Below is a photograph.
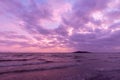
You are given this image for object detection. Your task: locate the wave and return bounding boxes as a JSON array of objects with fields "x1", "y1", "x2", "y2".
[
  {"x1": 0, "y1": 64, "x2": 76, "y2": 75},
  {"x1": 0, "y1": 60, "x2": 54, "y2": 67}
]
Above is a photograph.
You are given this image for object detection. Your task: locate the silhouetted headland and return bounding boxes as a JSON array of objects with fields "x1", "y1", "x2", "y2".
[{"x1": 73, "y1": 51, "x2": 91, "y2": 53}]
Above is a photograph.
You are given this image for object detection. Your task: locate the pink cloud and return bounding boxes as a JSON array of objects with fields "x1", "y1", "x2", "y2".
[{"x1": 0, "y1": 0, "x2": 120, "y2": 52}]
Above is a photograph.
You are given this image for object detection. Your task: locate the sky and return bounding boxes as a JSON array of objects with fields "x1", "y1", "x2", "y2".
[{"x1": 0, "y1": 0, "x2": 120, "y2": 52}]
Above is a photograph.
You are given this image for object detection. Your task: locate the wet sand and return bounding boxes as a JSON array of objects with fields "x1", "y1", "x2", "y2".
[
  {"x1": 0, "y1": 65, "x2": 120, "y2": 80},
  {"x1": 0, "y1": 66, "x2": 98, "y2": 80}
]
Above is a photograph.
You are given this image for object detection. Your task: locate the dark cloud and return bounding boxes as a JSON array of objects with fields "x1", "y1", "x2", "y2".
[{"x1": 0, "y1": 31, "x2": 30, "y2": 40}]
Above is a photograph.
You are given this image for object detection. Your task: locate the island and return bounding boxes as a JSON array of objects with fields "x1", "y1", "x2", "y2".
[{"x1": 72, "y1": 51, "x2": 91, "y2": 53}]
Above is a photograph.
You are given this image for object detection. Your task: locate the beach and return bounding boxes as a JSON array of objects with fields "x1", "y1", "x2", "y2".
[{"x1": 0, "y1": 53, "x2": 120, "y2": 80}]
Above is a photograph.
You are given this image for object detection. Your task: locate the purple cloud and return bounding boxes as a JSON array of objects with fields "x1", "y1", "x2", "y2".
[{"x1": 0, "y1": 0, "x2": 120, "y2": 52}]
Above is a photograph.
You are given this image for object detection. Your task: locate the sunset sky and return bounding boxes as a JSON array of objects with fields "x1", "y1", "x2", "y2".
[{"x1": 0, "y1": 0, "x2": 120, "y2": 52}]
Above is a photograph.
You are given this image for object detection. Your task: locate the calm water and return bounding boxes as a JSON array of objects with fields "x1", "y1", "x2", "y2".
[{"x1": 0, "y1": 52, "x2": 120, "y2": 79}]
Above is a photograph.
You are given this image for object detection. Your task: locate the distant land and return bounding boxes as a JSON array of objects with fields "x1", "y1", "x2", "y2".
[{"x1": 72, "y1": 51, "x2": 91, "y2": 53}]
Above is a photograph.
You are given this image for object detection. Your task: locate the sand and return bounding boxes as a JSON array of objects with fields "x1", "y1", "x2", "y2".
[
  {"x1": 0, "y1": 66, "x2": 93, "y2": 80},
  {"x1": 0, "y1": 66, "x2": 120, "y2": 80}
]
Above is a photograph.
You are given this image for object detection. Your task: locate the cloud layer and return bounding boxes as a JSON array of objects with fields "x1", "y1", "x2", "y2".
[{"x1": 0, "y1": 0, "x2": 120, "y2": 52}]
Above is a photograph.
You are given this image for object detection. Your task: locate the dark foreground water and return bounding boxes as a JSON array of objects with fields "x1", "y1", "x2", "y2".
[{"x1": 0, "y1": 52, "x2": 120, "y2": 80}]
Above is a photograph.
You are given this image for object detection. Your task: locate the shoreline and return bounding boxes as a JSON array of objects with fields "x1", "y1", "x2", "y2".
[
  {"x1": 0, "y1": 65, "x2": 120, "y2": 80},
  {"x1": 0, "y1": 66, "x2": 95, "y2": 80}
]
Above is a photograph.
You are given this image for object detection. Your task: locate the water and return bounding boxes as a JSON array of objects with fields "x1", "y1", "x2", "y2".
[{"x1": 0, "y1": 52, "x2": 120, "y2": 79}]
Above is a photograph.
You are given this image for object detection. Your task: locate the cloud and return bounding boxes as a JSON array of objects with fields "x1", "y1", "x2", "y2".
[{"x1": 0, "y1": 0, "x2": 120, "y2": 52}]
